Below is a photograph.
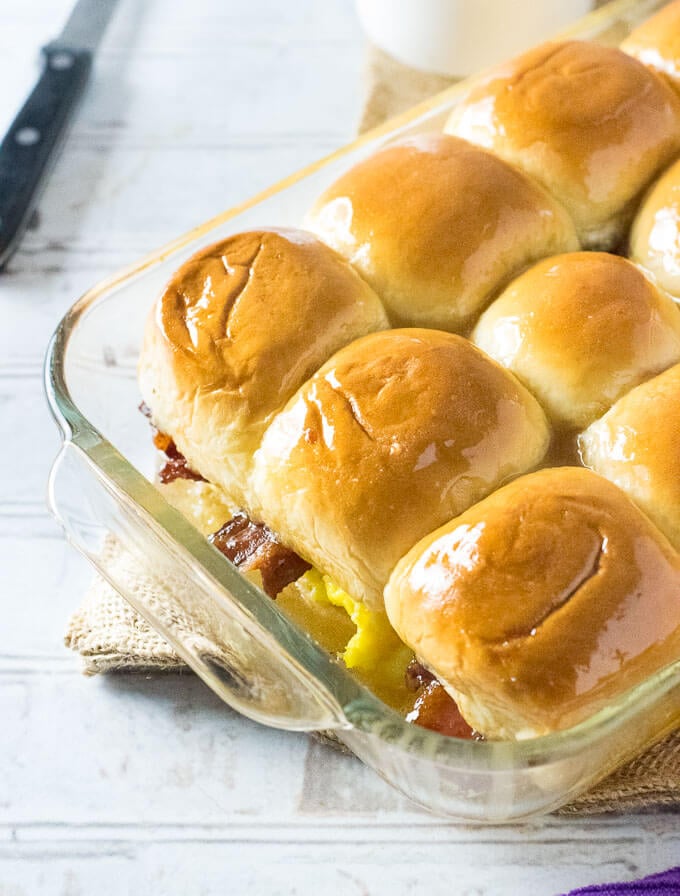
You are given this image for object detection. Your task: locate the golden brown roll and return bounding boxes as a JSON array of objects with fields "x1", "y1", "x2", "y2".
[
  {"x1": 252, "y1": 328, "x2": 550, "y2": 609},
  {"x1": 138, "y1": 228, "x2": 389, "y2": 507},
  {"x1": 629, "y1": 157, "x2": 680, "y2": 298},
  {"x1": 579, "y1": 362, "x2": 680, "y2": 551},
  {"x1": 472, "y1": 252, "x2": 680, "y2": 429},
  {"x1": 622, "y1": 1, "x2": 680, "y2": 92},
  {"x1": 385, "y1": 467, "x2": 680, "y2": 740},
  {"x1": 445, "y1": 41, "x2": 680, "y2": 250},
  {"x1": 306, "y1": 133, "x2": 579, "y2": 333}
]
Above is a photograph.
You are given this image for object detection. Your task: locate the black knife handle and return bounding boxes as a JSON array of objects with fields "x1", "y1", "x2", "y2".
[{"x1": 0, "y1": 46, "x2": 92, "y2": 269}]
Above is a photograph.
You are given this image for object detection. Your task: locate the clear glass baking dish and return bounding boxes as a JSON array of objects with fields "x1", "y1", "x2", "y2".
[{"x1": 45, "y1": 0, "x2": 680, "y2": 822}]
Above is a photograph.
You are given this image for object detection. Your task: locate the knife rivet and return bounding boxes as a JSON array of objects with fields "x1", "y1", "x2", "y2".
[
  {"x1": 15, "y1": 127, "x2": 41, "y2": 147},
  {"x1": 51, "y1": 52, "x2": 74, "y2": 70}
]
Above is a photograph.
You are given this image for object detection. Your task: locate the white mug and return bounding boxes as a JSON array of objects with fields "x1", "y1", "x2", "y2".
[{"x1": 355, "y1": 0, "x2": 593, "y2": 77}]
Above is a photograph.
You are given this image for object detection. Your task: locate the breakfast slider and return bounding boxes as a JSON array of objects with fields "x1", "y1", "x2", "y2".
[
  {"x1": 579, "y1": 362, "x2": 680, "y2": 552},
  {"x1": 385, "y1": 467, "x2": 680, "y2": 740},
  {"x1": 622, "y1": 0, "x2": 680, "y2": 93},
  {"x1": 472, "y1": 252, "x2": 680, "y2": 429},
  {"x1": 138, "y1": 228, "x2": 389, "y2": 508},
  {"x1": 629, "y1": 157, "x2": 680, "y2": 299},
  {"x1": 445, "y1": 41, "x2": 680, "y2": 249},
  {"x1": 306, "y1": 133, "x2": 578, "y2": 333},
  {"x1": 252, "y1": 328, "x2": 550, "y2": 610}
]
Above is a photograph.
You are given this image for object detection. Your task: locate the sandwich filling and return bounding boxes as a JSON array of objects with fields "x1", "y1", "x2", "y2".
[{"x1": 142, "y1": 404, "x2": 477, "y2": 738}]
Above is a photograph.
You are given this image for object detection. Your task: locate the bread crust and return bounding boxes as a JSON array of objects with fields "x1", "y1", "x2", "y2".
[
  {"x1": 252, "y1": 328, "x2": 550, "y2": 608},
  {"x1": 138, "y1": 228, "x2": 389, "y2": 506},
  {"x1": 385, "y1": 467, "x2": 680, "y2": 739},
  {"x1": 306, "y1": 133, "x2": 578, "y2": 333},
  {"x1": 622, "y1": 0, "x2": 680, "y2": 92},
  {"x1": 446, "y1": 41, "x2": 680, "y2": 249},
  {"x1": 473, "y1": 252, "x2": 680, "y2": 428},
  {"x1": 580, "y1": 362, "x2": 680, "y2": 552}
]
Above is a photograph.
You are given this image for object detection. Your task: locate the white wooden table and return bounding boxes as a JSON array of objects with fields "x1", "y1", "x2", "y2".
[{"x1": 1, "y1": 1, "x2": 678, "y2": 892}]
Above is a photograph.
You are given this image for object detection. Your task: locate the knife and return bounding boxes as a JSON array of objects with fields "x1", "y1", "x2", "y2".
[{"x1": 0, "y1": 0, "x2": 118, "y2": 269}]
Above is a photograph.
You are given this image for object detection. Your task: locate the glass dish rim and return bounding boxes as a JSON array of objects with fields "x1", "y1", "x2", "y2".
[{"x1": 44, "y1": 0, "x2": 680, "y2": 773}]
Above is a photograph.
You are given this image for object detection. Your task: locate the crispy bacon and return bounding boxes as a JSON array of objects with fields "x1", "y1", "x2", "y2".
[
  {"x1": 209, "y1": 512, "x2": 311, "y2": 598},
  {"x1": 405, "y1": 660, "x2": 479, "y2": 740},
  {"x1": 139, "y1": 402, "x2": 206, "y2": 483},
  {"x1": 140, "y1": 403, "x2": 478, "y2": 736},
  {"x1": 157, "y1": 454, "x2": 206, "y2": 484}
]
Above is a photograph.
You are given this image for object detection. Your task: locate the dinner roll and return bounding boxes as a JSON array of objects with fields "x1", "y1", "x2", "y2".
[
  {"x1": 252, "y1": 329, "x2": 550, "y2": 609},
  {"x1": 306, "y1": 134, "x2": 579, "y2": 333},
  {"x1": 472, "y1": 252, "x2": 680, "y2": 429},
  {"x1": 622, "y1": 0, "x2": 680, "y2": 92},
  {"x1": 138, "y1": 228, "x2": 389, "y2": 507},
  {"x1": 630, "y1": 157, "x2": 680, "y2": 298},
  {"x1": 579, "y1": 362, "x2": 680, "y2": 551},
  {"x1": 445, "y1": 41, "x2": 680, "y2": 249},
  {"x1": 385, "y1": 467, "x2": 680, "y2": 740}
]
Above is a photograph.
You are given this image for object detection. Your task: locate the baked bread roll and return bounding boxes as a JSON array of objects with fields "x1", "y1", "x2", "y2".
[
  {"x1": 385, "y1": 467, "x2": 680, "y2": 740},
  {"x1": 306, "y1": 134, "x2": 579, "y2": 333},
  {"x1": 472, "y1": 252, "x2": 680, "y2": 429},
  {"x1": 252, "y1": 329, "x2": 550, "y2": 609},
  {"x1": 579, "y1": 362, "x2": 680, "y2": 551},
  {"x1": 445, "y1": 41, "x2": 680, "y2": 249},
  {"x1": 138, "y1": 228, "x2": 389, "y2": 507},
  {"x1": 622, "y1": 0, "x2": 680, "y2": 92},
  {"x1": 629, "y1": 157, "x2": 680, "y2": 298}
]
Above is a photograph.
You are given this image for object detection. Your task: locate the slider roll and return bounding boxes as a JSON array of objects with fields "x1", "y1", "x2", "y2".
[
  {"x1": 472, "y1": 252, "x2": 680, "y2": 429},
  {"x1": 629, "y1": 157, "x2": 680, "y2": 299},
  {"x1": 579, "y1": 362, "x2": 680, "y2": 553},
  {"x1": 622, "y1": 0, "x2": 680, "y2": 93},
  {"x1": 445, "y1": 41, "x2": 680, "y2": 249},
  {"x1": 306, "y1": 133, "x2": 579, "y2": 333},
  {"x1": 385, "y1": 468, "x2": 680, "y2": 740},
  {"x1": 252, "y1": 328, "x2": 550, "y2": 610},
  {"x1": 138, "y1": 228, "x2": 389, "y2": 507}
]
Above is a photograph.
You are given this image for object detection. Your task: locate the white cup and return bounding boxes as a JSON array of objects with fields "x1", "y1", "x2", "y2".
[{"x1": 355, "y1": 0, "x2": 593, "y2": 77}]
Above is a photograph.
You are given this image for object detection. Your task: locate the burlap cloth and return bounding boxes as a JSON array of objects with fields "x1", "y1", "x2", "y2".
[{"x1": 65, "y1": 37, "x2": 680, "y2": 815}]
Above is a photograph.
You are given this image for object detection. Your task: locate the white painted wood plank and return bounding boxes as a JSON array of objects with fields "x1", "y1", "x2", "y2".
[
  {"x1": 0, "y1": 533, "x2": 91, "y2": 659},
  {"x1": 9, "y1": 142, "x2": 345, "y2": 263},
  {"x1": 1, "y1": 673, "x2": 679, "y2": 836},
  {"x1": 1, "y1": 0, "x2": 363, "y2": 54},
  {"x1": 0, "y1": 0, "x2": 364, "y2": 136},
  {"x1": 0, "y1": 832, "x2": 679, "y2": 896},
  {"x1": 0, "y1": 377, "x2": 61, "y2": 507},
  {"x1": 73, "y1": 44, "x2": 364, "y2": 142},
  {"x1": 2, "y1": 0, "x2": 679, "y2": 890}
]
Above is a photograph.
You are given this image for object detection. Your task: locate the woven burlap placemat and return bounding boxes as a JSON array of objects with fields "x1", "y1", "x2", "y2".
[{"x1": 65, "y1": 32, "x2": 680, "y2": 814}]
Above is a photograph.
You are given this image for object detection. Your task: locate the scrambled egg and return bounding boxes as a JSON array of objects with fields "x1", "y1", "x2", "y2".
[
  {"x1": 294, "y1": 569, "x2": 414, "y2": 710},
  {"x1": 159, "y1": 479, "x2": 413, "y2": 710}
]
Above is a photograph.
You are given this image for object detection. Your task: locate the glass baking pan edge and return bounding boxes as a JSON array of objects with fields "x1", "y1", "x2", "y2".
[{"x1": 45, "y1": 0, "x2": 680, "y2": 821}]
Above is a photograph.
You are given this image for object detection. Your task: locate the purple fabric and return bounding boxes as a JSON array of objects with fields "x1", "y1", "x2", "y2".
[{"x1": 563, "y1": 868, "x2": 680, "y2": 896}]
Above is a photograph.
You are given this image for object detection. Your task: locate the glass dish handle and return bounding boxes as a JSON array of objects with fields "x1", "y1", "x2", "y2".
[{"x1": 48, "y1": 439, "x2": 353, "y2": 733}]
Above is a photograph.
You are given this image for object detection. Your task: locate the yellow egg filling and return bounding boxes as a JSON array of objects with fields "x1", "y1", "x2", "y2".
[{"x1": 293, "y1": 569, "x2": 414, "y2": 710}]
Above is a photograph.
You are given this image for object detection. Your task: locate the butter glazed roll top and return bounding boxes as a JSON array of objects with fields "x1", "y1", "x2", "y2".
[
  {"x1": 385, "y1": 467, "x2": 680, "y2": 740},
  {"x1": 580, "y1": 362, "x2": 680, "y2": 552},
  {"x1": 252, "y1": 329, "x2": 550, "y2": 609},
  {"x1": 630, "y1": 157, "x2": 680, "y2": 299},
  {"x1": 472, "y1": 252, "x2": 680, "y2": 429},
  {"x1": 306, "y1": 134, "x2": 579, "y2": 333},
  {"x1": 622, "y1": 0, "x2": 680, "y2": 92},
  {"x1": 138, "y1": 228, "x2": 389, "y2": 506},
  {"x1": 445, "y1": 41, "x2": 680, "y2": 249}
]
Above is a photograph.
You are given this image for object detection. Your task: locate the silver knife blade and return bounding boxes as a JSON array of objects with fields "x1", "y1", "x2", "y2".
[{"x1": 49, "y1": 0, "x2": 119, "y2": 54}]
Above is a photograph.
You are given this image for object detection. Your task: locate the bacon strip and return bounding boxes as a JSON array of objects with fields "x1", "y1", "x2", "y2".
[
  {"x1": 139, "y1": 402, "x2": 206, "y2": 484},
  {"x1": 405, "y1": 660, "x2": 479, "y2": 740},
  {"x1": 140, "y1": 403, "x2": 478, "y2": 737},
  {"x1": 209, "y1": 512, "x2": 311, "y2": 598}
]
